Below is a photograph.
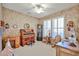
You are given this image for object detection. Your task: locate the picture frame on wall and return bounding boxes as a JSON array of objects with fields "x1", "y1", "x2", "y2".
[
  {"x1": 5, "y1": 23, "x2": 9, "y2": 29},
  {"x1": 24, "y1": 23, "x2": 30, "y2": 29},
  {"x1": 12, "y1": 24, "x2": 18, "y2": 29}
]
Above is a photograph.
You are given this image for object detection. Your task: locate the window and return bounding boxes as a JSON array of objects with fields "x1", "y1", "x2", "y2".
[
  {"x1": 43, "y1": 20, "x2": 51, "y2": 37},
  {"x1": 43, "y1": 17, "x2": 64, "y2": 38},
  {"x1": 57, "y1": 17, "x2": 64, "y2": 38},
  {"x1": 52, "y1": 19, "x2": 58, "y2": 38},
  {"x1": 52, "y1": 17, "x2": 64, "y2": 38}
]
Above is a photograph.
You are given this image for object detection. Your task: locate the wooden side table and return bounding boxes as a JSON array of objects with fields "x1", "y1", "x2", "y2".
[{"x1": 2, "y1": 36, "x2": 20, "y2": 48}]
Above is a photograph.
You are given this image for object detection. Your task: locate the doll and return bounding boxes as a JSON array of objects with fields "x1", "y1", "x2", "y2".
[{"x1": 67, "y1": 21, "x2": 76, "y2": 43}]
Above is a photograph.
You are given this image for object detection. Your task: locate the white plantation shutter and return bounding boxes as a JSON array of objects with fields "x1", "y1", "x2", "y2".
[{"x1": 43, "y1": 17, "x2": 64, "y2": 38}]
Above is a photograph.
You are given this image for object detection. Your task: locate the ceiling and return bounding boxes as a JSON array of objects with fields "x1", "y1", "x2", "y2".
[{"x1": 2, "y1": 3, "x2": 78, "y2": 19}]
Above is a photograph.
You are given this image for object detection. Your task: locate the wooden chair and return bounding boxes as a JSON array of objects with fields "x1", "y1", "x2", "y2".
[
  {"x1": 42, "y1": 37, "x2": 48, "y2": 43},
  {"x1": 42, "y1": 36, "x2": 51, "y2": 44}
]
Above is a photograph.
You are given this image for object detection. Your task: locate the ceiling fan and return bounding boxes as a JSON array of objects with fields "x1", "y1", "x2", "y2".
[{"x1": 25, "y1": 3, "x2": 49, "y2": 14}]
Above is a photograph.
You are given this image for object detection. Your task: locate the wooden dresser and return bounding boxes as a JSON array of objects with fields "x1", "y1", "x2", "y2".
[{"x1": 20, "y1": 29, "x2": 35, "y2": 46}]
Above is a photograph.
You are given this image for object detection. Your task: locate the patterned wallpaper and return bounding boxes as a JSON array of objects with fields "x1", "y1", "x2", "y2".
[
  {"x1": 2, "y1": 7, "x2": 39, "y2": 37},
  {"x1": 0, "y1": 4, "x2": 2, "y2": 20}
]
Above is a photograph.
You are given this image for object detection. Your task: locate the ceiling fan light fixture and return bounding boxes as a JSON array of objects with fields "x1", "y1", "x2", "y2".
[
  {"x1": 41, "y1": 4, "x2": 47, "y2": 8},
  {"x1": 35, "y1": 7, "x2": 44, "y2": 14},
  {"x1": 31, "y1": 3, "x2": 46, "y2": 14}
]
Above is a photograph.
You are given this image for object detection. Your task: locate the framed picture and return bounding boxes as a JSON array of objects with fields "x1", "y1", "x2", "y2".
[
  {"x1": 5, "y1": 23, "x2": 9, "y2": 29},
  {"x1": 12, "y1": 24, "x2": 18, "y2": 29},
  {"x1": 24, "y1": 23, "x2": 30, "y2": 29}
]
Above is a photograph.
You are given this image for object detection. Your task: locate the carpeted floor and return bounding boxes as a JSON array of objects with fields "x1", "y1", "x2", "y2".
[{"x1": 14, "y1": 41, "x2": 56, "y2": 56}]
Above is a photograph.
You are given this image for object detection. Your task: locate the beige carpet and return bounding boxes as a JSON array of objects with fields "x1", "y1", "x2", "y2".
[{"x1": 14, "y1": 41, "x2": 56, "y2": 56}]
